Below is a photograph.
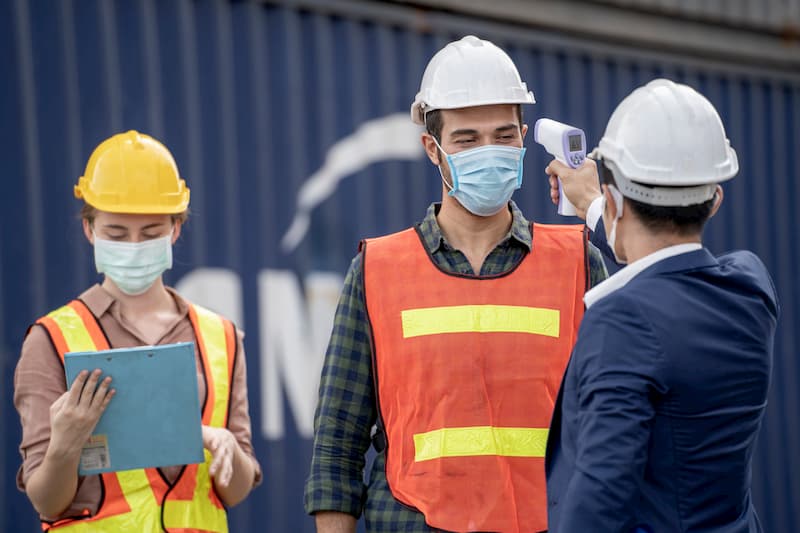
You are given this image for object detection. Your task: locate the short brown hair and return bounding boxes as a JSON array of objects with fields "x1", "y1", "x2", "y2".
[{"x1": 80, "y1": 204, "x2": 189, "y2": 226}]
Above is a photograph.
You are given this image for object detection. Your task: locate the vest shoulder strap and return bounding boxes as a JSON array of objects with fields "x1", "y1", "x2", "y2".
[
  {"x1": 35, "y1": 300, "x2": 110, "y2": 358},
  {"x1": 187, "y1": 303, "x2": 237, "y2": 428}
]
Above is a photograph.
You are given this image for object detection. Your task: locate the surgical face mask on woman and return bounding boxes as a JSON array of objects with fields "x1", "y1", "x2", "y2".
[
  {"x1": 93, "y1": 232, "x2": 173, "y2": 295},
  {"x1": 433, "y1": 137, "x2": 526, "y2": 217}
]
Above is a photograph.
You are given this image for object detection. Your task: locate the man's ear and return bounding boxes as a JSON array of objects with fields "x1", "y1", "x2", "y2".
[
  {"x1": 520, "y1": 123, "x2": 528, "y2": 140},
  {"x1": 602, "y1": 184, "x2": 618, "y2": 220},
  {"x1": 82, "y1": 218, "x2": 94, "y2": 244},
  {"x1": 709, "y1": 185, "x2": 724, "y2": 218},
  {"x1": 421, "y1": 133, "x2": 441, "y2": 166}
]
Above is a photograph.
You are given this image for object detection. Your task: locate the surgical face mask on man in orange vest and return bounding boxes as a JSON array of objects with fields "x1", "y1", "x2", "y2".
[{"x1": 432, "y1": 136, "x2": 526, "y2": 217}]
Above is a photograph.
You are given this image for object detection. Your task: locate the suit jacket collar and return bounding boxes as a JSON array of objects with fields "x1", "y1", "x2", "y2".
[{"x1": 585, "y1": 245, "x2": 717, "y2": 308}]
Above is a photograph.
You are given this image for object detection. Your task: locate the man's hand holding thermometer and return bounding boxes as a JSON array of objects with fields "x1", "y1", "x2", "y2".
[{"x1": 534, "y1": 119, "x2": 588, "y2": 216}]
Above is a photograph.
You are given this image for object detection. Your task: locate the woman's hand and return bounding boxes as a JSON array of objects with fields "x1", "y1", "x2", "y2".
[
  {"x1": 202, "y1": 425, "x2": 237, "y2": 488},
  {"x1": 48, "y1": 369, "x2": 115, "y2": 459},
  {"x1": 201, "y1": 425, "x2": 256, "y2": 506},
  {"x1": 25, "y1": 369, "x2": 114, "y2": 518}
]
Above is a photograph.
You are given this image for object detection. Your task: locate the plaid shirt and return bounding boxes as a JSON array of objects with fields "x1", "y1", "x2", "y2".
[{"x1": 305, "y1": 202, "x2": 608, "y2": 531}]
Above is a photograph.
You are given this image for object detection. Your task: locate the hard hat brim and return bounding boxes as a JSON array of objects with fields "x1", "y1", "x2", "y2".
[
  {"x1": 75, "y1": 183, "x2": 190, "y2": 214},
  {"x1": 411, "y1": 93, "x2": 536, "y2": 125}
]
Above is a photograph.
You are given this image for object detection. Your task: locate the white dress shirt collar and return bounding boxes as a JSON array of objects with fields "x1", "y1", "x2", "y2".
[{"x1": 584, "y1": 242, "x2": 703, "y2": 308}]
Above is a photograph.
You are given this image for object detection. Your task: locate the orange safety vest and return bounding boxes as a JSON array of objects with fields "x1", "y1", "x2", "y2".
[
  {"x1": 33, "y1": 299, "x2": 236, "y2": 533},
  {"x1": 362, "y1": 224, "x2": 586, "y2": 533}
]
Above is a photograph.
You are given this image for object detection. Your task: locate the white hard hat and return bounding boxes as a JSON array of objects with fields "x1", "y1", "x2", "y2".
[
  {"x1": 596, "y1": 78, "x2": 738, "y2": 206},
  {"x1": 410, "y1": 35, "x2": 535, "y2": 125}
]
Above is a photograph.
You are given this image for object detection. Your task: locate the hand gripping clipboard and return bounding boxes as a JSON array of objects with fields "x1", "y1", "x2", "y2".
[{"x1": 64, "y1": 342, "x2": 205, "y2": 475}]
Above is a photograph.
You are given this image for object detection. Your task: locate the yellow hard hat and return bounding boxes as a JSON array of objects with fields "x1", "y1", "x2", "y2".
[{"x1": 74, "y1": 130, "x2": 190, "y2": 214}]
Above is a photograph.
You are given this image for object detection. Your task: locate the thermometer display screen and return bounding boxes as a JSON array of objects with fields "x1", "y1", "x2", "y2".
[{"x1": 568, "y1": 134, "x2": 582, "y2": 152}]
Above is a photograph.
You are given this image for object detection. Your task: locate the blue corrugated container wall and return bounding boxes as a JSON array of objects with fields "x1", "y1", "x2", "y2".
[
  {"x1": 2, "y1": 0, "x2": 798, "y2": 531},
  {"x1": 588, "y1": 0, "x2": 800, "y2": 31}
]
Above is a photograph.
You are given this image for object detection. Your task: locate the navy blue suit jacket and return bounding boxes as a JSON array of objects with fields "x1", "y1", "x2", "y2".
[{"x1": 546, "y1": 229, "x2": 779, "y2": 532}]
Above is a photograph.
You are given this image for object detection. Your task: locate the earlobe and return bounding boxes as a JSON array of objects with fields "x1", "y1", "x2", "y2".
[
  {"x1": 82, "y1": 219, "x2": 94, "y2": 244},
  {"x1": 421, "y1": 133, "x2": 441, "y2": 166},
  {"x1": 171, "y1": 222, "x2": 182, "y2": 244},
  {"x1": 602, "y1": 185, "x2": 617, "y2": 220},
  {"x1": 710, "y1": 185, "x2": 724, "y2": 218}
]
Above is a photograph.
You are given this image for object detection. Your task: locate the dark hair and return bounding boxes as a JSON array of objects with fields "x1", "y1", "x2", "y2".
[
  {"x1": 424, "y1": 104, "x2": 524, "y2": 143},
  {"x1": 598, "y1": 159, "x2": 715, "y2": 236},
  {"x1": 80, "y1": 203, "x2": 189, "y2": 226}
]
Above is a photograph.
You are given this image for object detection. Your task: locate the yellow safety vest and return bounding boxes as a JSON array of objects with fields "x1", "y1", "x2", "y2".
[{"x1": 34, "y1": 299, "x2": 235, "y2": 533}]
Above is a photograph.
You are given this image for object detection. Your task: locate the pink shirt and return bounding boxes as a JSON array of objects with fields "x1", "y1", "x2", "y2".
[{"x1": 14, "y1": 284, "x2": 262, "y2": 521}]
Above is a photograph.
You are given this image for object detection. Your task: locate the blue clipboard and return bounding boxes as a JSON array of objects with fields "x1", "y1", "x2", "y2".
[{"x1": 64, "y1": 342, "x2": 204, "y2": 475}]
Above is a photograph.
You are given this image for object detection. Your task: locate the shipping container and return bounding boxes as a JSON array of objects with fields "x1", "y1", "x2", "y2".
[
  {"x1": 588, "y1": 0, "x2": 800, "y2": 32},
  {"x1": 2, "y1": 0, "x2": 798, "y2": 531}
]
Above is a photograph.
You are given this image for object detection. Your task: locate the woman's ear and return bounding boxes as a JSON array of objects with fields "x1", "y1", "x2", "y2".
[
  {"x1": 82, "y1": 218, "x2": 94, "y2": 244},
  {"x1": 171, "y1": 220, "x2": 182, "y2": 244}
]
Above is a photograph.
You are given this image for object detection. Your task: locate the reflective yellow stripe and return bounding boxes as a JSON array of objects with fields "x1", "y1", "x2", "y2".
[
  {"x1": 164, "y1": 451, "x2": 228, "y2": 532},
  {"x1": 47, "y1": 305, "x2": 99, "y2": 352},
  {"x1": 414, "y1": 426, "x2": 549, "y2": 462},
  {"x1": 116, "y1": 469, "x2": 158, "y2": 507},
  {"x1": 191, "y1": 304, "x2": 231, "y2": 429},
  {"x1": 164, "y1": 501, "x2": 227, "y2": 532},
  {"x1": 401, "y1": 305, "x2": 560, "y2": 338},
  {"x1": 48, "y1": 512, "x2": 161, "y2": 532},
  {"x1": 49, "y1": 470, "x2": 161, "y2": 532}
]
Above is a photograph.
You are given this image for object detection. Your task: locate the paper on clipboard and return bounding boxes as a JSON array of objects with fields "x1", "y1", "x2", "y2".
[{"x1": 64, "y1": 342, "x2": 204, "y2": 475}]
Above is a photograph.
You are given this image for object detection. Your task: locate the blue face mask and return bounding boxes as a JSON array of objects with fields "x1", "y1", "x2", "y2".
[{"x1": 435, "y1": 140, "x2": 526, "y2": 217}]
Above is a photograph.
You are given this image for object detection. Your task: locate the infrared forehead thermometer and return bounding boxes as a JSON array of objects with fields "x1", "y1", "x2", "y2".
[{"x1": 533, "y1": 119, "x2": 587, "y2": 216}]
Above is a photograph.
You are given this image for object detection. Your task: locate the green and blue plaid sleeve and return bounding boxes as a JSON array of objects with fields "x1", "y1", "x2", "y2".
[
  {"x1": 587, "y1": 242, "x2": 609, "y2": 288},
  {"x1": 304, "y1": 253, "x2": 374, "y2": 517}
]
